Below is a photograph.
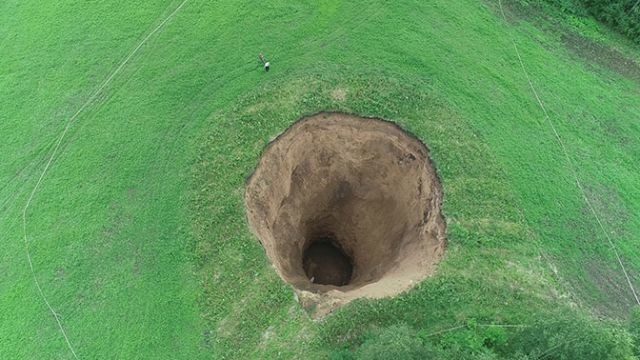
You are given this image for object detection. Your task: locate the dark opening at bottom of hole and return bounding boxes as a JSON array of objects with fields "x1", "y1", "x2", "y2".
[{"x1": 303, "y1": 238, "x2": 353, "y2": 286}]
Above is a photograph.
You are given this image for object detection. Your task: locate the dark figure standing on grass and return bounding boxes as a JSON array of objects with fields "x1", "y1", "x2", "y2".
[{"x1": 258, "y1": 53, "x2": 270, "y2": 71}]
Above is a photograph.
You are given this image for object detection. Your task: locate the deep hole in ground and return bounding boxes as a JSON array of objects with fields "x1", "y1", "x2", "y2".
[
  {"x1": 303, "y1": 237, "x2": 353, "y2": 286},
  {"x1": 245, "y1": 112, "x2": 446, "y2": 312}
]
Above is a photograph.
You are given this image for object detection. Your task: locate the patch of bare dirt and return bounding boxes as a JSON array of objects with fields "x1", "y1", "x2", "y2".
[
  {"x1": 582, "y1": 184, "x2": 630, "y2": 239},
  {"x1": 584, "y1": 259, "x2": 639, "y2": 318},
  {"x1": 244, "y1": 112, "x2": 446, "y2": 316},
  {"x1": 330, "y1": 88, "x2": 347, "y2": 101},
  {"x1": 561, "y1": 32, "x2": 640, "y2": 84}
]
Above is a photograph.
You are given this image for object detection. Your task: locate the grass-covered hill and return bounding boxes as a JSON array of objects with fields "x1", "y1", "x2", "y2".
[{"x1": 2, "y1": 0, "x2": 640, "y2": 358}]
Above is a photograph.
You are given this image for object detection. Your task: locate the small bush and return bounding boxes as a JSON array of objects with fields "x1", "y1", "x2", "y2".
[
  {"x1": 505, "y1": 314, "x2": 635, "y2": 359},
  {"x1": 354, "y1": 324, "x2": 440, "y2": 360},
  {"x1": 526, "y1": 0, "x2": 640, "y2": 44}
]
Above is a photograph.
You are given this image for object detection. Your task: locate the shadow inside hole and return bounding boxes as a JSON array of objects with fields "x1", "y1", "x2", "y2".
[{"x1": 302, "y1": 238, "x2": 353, "y2": 286}]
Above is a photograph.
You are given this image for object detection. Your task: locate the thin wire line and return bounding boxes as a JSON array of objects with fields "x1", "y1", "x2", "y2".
[
  {"x1": 497, "y1": 0, "x2": 640, "y2": 306},
  {"x1": 21, "y1": 1, "x2": 190, "y2": 358}
]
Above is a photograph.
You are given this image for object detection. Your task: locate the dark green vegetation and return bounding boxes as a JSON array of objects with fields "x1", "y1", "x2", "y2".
[
  {"x1": 522, "y1": 0, "x2": 640, "y2": 44},
  {"x1": 1, "y1": 0, "x2": 640, "y2": 358}
]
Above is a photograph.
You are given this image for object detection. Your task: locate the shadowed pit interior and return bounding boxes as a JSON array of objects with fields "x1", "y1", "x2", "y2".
[{"x1": 245, "y1": 112, "x2": 446, "y2": 309}]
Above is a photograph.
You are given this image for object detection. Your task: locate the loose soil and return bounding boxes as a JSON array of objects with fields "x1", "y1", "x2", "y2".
[{"x1": 245, "y1": 112, "x2": 446, "y2": 316}]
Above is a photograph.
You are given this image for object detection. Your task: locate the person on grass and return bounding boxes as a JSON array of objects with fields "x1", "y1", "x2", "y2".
[{"x1": 258, "y1": 52, "x2": 270, "y2": 71}]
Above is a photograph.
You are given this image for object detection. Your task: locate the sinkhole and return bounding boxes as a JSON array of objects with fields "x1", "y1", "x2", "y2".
[{"x1": 244, "y1": 112, "x2": 446, "y2": 314}]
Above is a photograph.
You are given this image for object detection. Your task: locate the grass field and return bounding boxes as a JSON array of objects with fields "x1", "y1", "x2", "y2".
[{"x1": 2, "y1": 0, "x2": 640, "y2": 358}]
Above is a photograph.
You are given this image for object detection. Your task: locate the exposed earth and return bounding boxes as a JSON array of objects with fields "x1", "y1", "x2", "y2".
[{"x1": 244, "y1": 112, "x2": 446, "y2": 315}]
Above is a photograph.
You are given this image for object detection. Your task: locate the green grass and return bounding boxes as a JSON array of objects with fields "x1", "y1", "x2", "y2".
[{"x1": 1, "y1": 0, "x2": 640, "y2": 358}]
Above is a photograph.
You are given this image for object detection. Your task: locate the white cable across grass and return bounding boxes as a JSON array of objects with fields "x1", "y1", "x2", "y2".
[
  {"x1": 497, "y1": 0, "x2": 640, "y2": 306},
  {"x1": 21, "y1": 1, "x2": 190, "y2": 358}
]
